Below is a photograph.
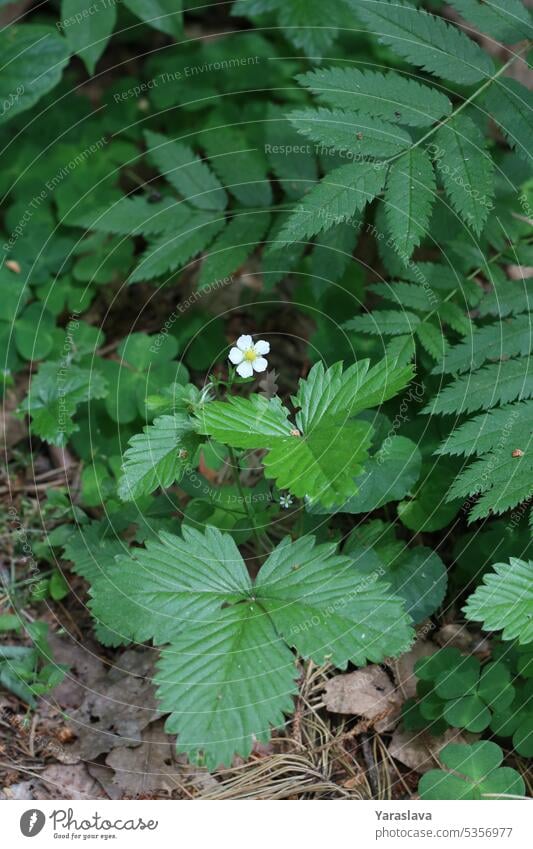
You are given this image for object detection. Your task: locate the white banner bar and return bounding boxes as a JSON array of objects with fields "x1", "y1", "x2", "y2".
[{"x1": 2, "y1": 799, "x2": 530, "y2": 848}]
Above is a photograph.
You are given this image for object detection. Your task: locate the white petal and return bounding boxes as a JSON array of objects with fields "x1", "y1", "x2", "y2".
[
  {"x1": 236, "y1": 334, "x2": 253, "y2": 351},
  {"x1": 252, "y1": 357, "x2": 268, "y2": 373},
  {"x1": 254, "y1": 339, "x2": 270, "y2": 356},
  {"x1": 236, "y1": 360, "x2": 254, "y2": 378},
  {"x1": 228, "y1": 346, "x2": 244, "y2": 364}
]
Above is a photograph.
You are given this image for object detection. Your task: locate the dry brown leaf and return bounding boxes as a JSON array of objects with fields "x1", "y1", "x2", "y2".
[
  {"x1": 37, "y1": 764, "x2": 107, "y2": 799},
  {"x1": 387, "y1": 639, "x2": 437, "y2": 699},
  {"x1": 97, "y1": 721, "x2": 184, "y2": 798},
  {"x1": 389, "y1": 727, "x2": 470, "y2": 775},
  {"x1": 323, "y1": 666, "x2": 402, "y2": 732},
  {"x1": 65, "y1": 649, "x2": 159, "y2": 761}
]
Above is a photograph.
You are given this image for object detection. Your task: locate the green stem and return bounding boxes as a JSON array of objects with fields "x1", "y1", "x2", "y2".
[
  {"x1": 409, "y1": 46, "x2": 529, "y2": 156},
  {"x1": 227, "y1": 447, "x2": 265, "y2": 551}
]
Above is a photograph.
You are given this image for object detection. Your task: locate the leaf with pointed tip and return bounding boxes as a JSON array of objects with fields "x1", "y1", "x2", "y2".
[
  {"x1": 289, "y1": 108, "x2": 412, "y2": 159},
  {"x1": 144, "y1": 130, "x2": 227, "y2": 211},
  {"x1": 354, "y1": 0, "x2": 494, "y2": 85},
  {"x1": 89, "y1": 526, "x2": 252, "y2": 645},
  {"x1": 384, "y1": 147, "x2": 436, "y2": 257},
  {"x1": 118, "y1": 413, "x2": 200, "y2": 501},
  {"x1": 278, "y1": 162, "x2": 386, "y2": 244},
  {"x1": 464, "y1": 558, "x2": 533, "y2": 644},
  {"x1": 157, "y1": 603, "x2": 297, "y2": 770},
  {"x1": 255, "y1": 536, "x2": 414, "y2": 667},
  {"x1": 297, "y1": 66, "x2": 452, "y2": 128}
]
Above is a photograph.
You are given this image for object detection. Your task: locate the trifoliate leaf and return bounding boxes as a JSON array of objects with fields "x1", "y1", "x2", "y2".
[
  {"x1": 419, "y1": 741, "x2": 525, "y2": 800},
  {"x1": 197, "y1": 359, "x2": 413, "y2": 506},
  {"x1": 90, "y1": 526, "x2": 414, "y2": 766}
]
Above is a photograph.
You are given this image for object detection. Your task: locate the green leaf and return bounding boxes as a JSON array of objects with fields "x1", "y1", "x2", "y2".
[
  {"x1": 443, "y1": 695, "x2": 491, "y2": 732},
  {"x1": 278, "y1": 162, "x2": 386, "y2": 244},
  {"x1": 21, "y1": 361, "x2": 108, "y2": 446},
  {"x1": 434, "y1": 315, "x2": 533, "y2": 375},
  {"x1": 415, "y1": 322, "x2": 448, "y2": 360},
  {"x1": 63, "y1": 521, "x2": 125, "y2": 586},
  {"x1": 129, "y1": 211, "x2": 225, "y2": 282},
  {"x1": 197, "y1": 212, "x2": 271, "y2": 289},
  {"x1": 398, "y1": 460, "x2": 462, "y2": 532},
  {"x1": 449, "y1": 450, "x2": 533, "y2": 522},
  {"x1": 264, "y1": 103, "x2": 319, "y2": 200},
  {"x1": 0, "y1": 26, "x2": 70, "y2": 125},
  {"x1": 345, "y1": 310, "x2": 420, "y2": 336},
  {"x1": 196, "y1": 395, "x2": 292, "y2": 449},
  {"x1": 144, "y1": 130, "x2": 227, "y2": 211},
  {"x1": 436, "y1": 401, "x2": 533, "y2": 457},
  {"x1": 433, "y1": 114, "x2": 495, "y2": 235},
  {"x1": 202, "y1": 125, "x2": 272, "y2": 207},
  {"x1": 197, "y1": 359, "x2": 413, "y2": 506},
  {"x1": 123, "y1": 0, "x2": 183, "y2": 36},
  {"x1": 91, "y1": 527, "x2": 413, "y2": 766},
  {"x1": 61, "y1": 0, "x2": 116, "y2": 75},
  {"x1": 426, "y1": 358, "x2": 533, "y2": 415},
  {"x1": 354, "y1": 0, "x2": 495, "y2": 85},
  {"x1": 157, "y1": 603, "x2": 297, "y2": 770},
  {"x1": 297, "y1": 66, "x2": 452, "y2": 128},
  {"x1": 464, "y1": 558, "x2": 533, "y2": 644},
  {"x1": 449, "y1": 0, "x2": 532, "y2": 45},
  {"x1": 264, "y1": 416, "x2": 374, "y2": 507},
  {"x1": 346, "y1": 522, "x2": 447, "y2": 623},
  {"x1": 384, "y1": 147, "x2": 436, "y2": 257},
  {"x1": 289, "y1": 108, "x2": 412, "y2": 159},
  {"x1": 482, "y1": 79, "x2": 533, "y2": 162},
  {"x1": 118, "y1": 413, "x2": 200, "y2": 501},
  {"x1": 73, "y1": 195, "x2": 192, "y2": 236},
  {"x1": 15, "y1": 304, "x2": 56, "y2": 361},
  {"x1": 90, "y1": 525, "x2": 253, "y2": 645},
  {"x1": 255, "y1": 536, "x2": 414, "y2": 667},
  {"x1": 322, "y1": 436, "x2": 422, "y2": 515},
  {"x1": 419, "y1": 741, "x2": 525, "y2": 800},
  {"x1": 293, "y1": 359, "x2": 415, "y2": 425}
]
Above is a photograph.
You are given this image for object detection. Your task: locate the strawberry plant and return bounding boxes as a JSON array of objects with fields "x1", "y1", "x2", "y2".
[{"x1": 0, "y1": 0, "x2": 531, "y2": 798}]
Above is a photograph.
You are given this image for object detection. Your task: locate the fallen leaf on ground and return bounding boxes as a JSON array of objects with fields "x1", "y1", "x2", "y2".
[
  {"x1": 97, "y1": 721, "x2": 182, "y2": 798},
  {"x1": 65, "y1": 649, "x2": 159, "y2": 761},
  {"x1": 323, "y1": 666, "x2": 402, "y2": 731},
  {"x1": 389, "y1": 727, "x2": 471, "y2": 774},
  {"x1": 37, "y1": 763, "x2": 107, "y2": 799},
  {"x1": 387, "y1": 639, "x2": 437, "y2": 699}
]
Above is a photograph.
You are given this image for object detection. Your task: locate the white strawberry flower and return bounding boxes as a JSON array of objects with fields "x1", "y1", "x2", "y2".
[{"x1": 228, "y1": 334, "x2": 270, "y2": 379}]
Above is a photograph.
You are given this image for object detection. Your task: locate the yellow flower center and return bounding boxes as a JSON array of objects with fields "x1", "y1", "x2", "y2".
[{"x1": 244, "y1": 347, "x2": 256, "y2": 362}]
